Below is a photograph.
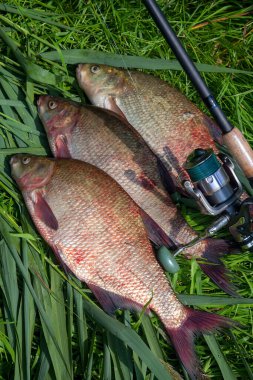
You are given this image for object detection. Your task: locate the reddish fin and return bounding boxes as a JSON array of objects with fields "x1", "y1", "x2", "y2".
[
  {"x1": 140, "y1": 210, "x2": 177, "y2": 249},
  {"x1": 105, "y1": 96, "x2": 127, "y2": 120},
  {"x1": 157, "y1": 156, "x2": 194, "y2": 199},
  {"x1": 87, "y1": 283, "x2": 144, "y2": 315},
  {"x1": 198, "y1": 238, "x2": 239, "y2": 297},
  {"x1": 34, "y1": 192, "x2": 58, "y2": 230},
  {"x1": 166, "y1": 308, "x2": 236, "y2": 379},
  {"x1": 156, "y1": 157, "x2": 176, "y2": 194},
  {"x1": 55, "y1": 134, "x2": 71, "y2": 158}
]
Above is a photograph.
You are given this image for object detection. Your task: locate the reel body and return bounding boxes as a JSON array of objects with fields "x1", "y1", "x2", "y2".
[
  {"x1": 183, "y1": 148, "x2": 253, "y2": 251},
  {"x1": 184, "y1": 149, "x2": 242, "y2": 216},
  {"x1": 158, "y1": 148, "x2": 253, "y2": 273}
]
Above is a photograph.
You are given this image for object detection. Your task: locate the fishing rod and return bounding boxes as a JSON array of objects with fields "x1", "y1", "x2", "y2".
[
  {"x1": 143, "y1": 0, "x2": 253, "y2": 270},
  {"x1": 144, "y1": 0, "x2": 253, "y2": 185}
]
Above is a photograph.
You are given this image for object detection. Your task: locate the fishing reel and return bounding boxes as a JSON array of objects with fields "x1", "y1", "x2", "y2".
[
  {"x1": 183, "y1": 148, "x2": 253, "y2": 250},
  {"x1": 158, "y1": 148, "x2": 253, "y2": 273}
]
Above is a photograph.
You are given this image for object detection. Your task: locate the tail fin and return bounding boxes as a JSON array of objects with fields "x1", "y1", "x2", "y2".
[
  {"x1": 198, "y1": 238, "x2": 239, "y2": 297},
  {"x1": 166, "y1": 308, "x2": 236, "y2": 379}
]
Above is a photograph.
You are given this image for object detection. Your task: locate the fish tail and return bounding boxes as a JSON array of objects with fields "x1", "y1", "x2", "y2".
[
  {"x1": 198, "y1": 238, "x2": 239, "y2": 297},
  {"x1": 165, "y1": 308, "x2": 235, "y2": 379}
]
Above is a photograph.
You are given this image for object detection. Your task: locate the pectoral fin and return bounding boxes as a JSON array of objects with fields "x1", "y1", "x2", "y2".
[
  {"x1": 105, "y1": 96, "x2": 127, "y2": 120},
  {"x1": 55, "y1": 134, "x2": 71, "y2": 158},
  {"x1": 33, "y1": 192, "x2": 58, "y2": 230}
]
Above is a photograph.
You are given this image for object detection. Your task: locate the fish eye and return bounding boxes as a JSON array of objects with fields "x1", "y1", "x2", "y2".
[
  {"x1": 48, "y1": 100, "x2": 57, "y2": 110},
  {"x1": 90, "y1": 65, "x2": 100, "y2": 74},
  {"x1": 22, "y1": 157, "x2": 31, "y2": 165}
]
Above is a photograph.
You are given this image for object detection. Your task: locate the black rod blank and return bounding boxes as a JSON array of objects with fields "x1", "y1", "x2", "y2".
[{"x1": 143, "y1": 0, "x2": 234, "y2": 134}]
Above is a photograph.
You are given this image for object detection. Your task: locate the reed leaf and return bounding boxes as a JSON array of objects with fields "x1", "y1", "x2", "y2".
[
  {"x1": 41, "y1": 49, "x2": 253, "y2": 74},
  {"x1": 179, "y1": 294, "x2": 253, "y2": 306},
  {"x1": 0, "y1": 4, "x2": 82, "y2": 33},
  {"x1": 0, "y1": 217, "x2": 72, "y2": 379},
  {"x1": 0, "y1": 30, "x2": 57, "y2": 85},
  {"x1": 204, "y1": 334, "x2": 236, "y2": 380}
]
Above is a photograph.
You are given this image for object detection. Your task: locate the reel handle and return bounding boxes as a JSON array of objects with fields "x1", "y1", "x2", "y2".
[{"x1": 223, "y1": 128, "x2": 253, "y2": 183}]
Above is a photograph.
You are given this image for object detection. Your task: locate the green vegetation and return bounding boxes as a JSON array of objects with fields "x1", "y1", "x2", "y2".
[{"x1": 0, "y1": 1, "x2": 253, "y2": 379}]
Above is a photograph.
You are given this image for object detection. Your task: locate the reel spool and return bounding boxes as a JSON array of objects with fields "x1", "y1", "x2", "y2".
[
  {"x1": 183, "y1": 148, "x2": 242, "y2": 216},
  {"x1": 158, "y1": 148, "x2": 253, "y2": 274}
]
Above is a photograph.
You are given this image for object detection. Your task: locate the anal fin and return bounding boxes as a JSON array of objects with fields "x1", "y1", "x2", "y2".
[
  {"x1": 87, "y1": 283, "x2": 145, "y2": 315},
  {"x1": 140, "y1": 209, "x2": 176, "y2": 249}
]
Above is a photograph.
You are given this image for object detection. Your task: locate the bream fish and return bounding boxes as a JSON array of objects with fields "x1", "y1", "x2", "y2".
[
  {"x1": 11, "y1": 154, "x2": 235, "y2": 380},
  {"x1": 76, "y1": 63, "x2": 222, "y2": 191},
  {"x1": 37, "y1": 95, "x2": 237, "y2": 296}
]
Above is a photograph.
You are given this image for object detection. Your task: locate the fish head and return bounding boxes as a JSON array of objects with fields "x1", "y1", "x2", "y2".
[
  {"x1": 76, "y1": 64, "x2": 129, "y2": 106},
  {"x1": 37, "y1": 95, "x2": 80, "y2": 157},
  {"x1": 10, "y1": 154, "x2": 55, "y2": 191}
]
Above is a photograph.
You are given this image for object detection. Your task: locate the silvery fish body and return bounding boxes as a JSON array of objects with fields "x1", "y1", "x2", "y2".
[
  {"x1": 76, "y1": 63, "x2": 222, "y2": 189},
  {"x1": 11, "y1": 154, "x2": 234, "y2": 380},
  {"x1": 37, "y1": 95, "x2": 205, "y2": 253},
  {"x1": 37, "y1": 95, "x2": 237, "y2": 296}
]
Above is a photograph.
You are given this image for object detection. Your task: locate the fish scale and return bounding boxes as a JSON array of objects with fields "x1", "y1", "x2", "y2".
[
  {"x1": 11, "y1": 154, "x2": 235, "y2": 380},
  {"x1": 76, "y1": 63, "x2": 222, "y2": 189},
  {"x1": 38, "y1": 97, "x2": 195, "y2": 247},
  {"x1": 38, "y1": 95, "x2": 238, "y2": 296}
]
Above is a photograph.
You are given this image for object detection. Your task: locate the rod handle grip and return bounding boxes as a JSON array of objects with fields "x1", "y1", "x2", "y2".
[{"x1": 223, "y1": 128, "x2": 253, "y2": 179}]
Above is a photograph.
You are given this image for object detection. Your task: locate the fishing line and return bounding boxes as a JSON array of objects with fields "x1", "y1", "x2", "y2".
[{"x1": 90, "y1": 1, "x2": 141, "y2": 94}]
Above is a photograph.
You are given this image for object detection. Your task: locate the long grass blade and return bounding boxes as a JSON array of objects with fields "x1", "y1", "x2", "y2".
[
  {"x1": 40, "y1": 49, "x2": 253, "y2": 74},
  {"x1": 107, "y1": 331, "x2": 133, "y2": 380},
  {"x1": 33, "y1": 267, "x2": 72, "y2": 380},
  {"x1": 35, "y1": 336, "x2": 52, "y2": 380},
  {"x1": 0, "y1": 4, "x2": 81, "y2": 33},
  {"x1": 80, "y1": 297, "x2": 173, "y2": 380},
  {"x1": 204, "y1": 334, "x2": 236, "y2": 380},
  {"x1": 140, "y1": 314, "x2": 164, "y2": 360},
  {"x1": 103, "y1": 333, "x2": 112, "y2": 380},
  {"x1": 85, "y1": 330, "x2": 96, "y2": 380},
  {"x1": 0, "y1": 217, "x2": 173, "y2": 380},
  {"x1": 179, "y1": 294, "x2": 253, "y2": 306},
  {"x1": 0, "y1": 147, "x2": 47, "y2": 155},
  {"x1": 0, "y1": 30, "x2": 57, "y2": 85},
  {"x1": 73, "y1": 287, "x2": 88, "y2": 371},
  {"x1": 230, "y1": 331, "x2": 253, "y2": 379},
  {"x1": 0, "y1": 238, "x2": 19, "y2": 350},
  {"x1": 0, "y1": 216, "x2": 72, "y2": 379},
  {"x1": 21, "y1": 239, "x2": 35, "y2": 380}
]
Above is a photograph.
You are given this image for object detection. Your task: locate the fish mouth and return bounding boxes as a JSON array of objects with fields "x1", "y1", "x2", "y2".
[
  {"x1": 37, "y1": 95, "x2": 42, "y2": 107},
  {"x1": 37, "y1": 95, "x2": 48, "y2": 110},
  {"x1": 37, "y1": 95, "x2": 54, "y2": 124},
  {"x1": 76, "y1": 64, "x2": 84, "y2": 82},
  {"x1": 10, "y1": 155, "x2": 23, "y2": 179}
]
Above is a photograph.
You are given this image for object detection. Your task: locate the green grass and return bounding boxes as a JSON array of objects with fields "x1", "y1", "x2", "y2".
[{"x1": 0, "y1": 0, "x2": 253, "y2": 379}]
